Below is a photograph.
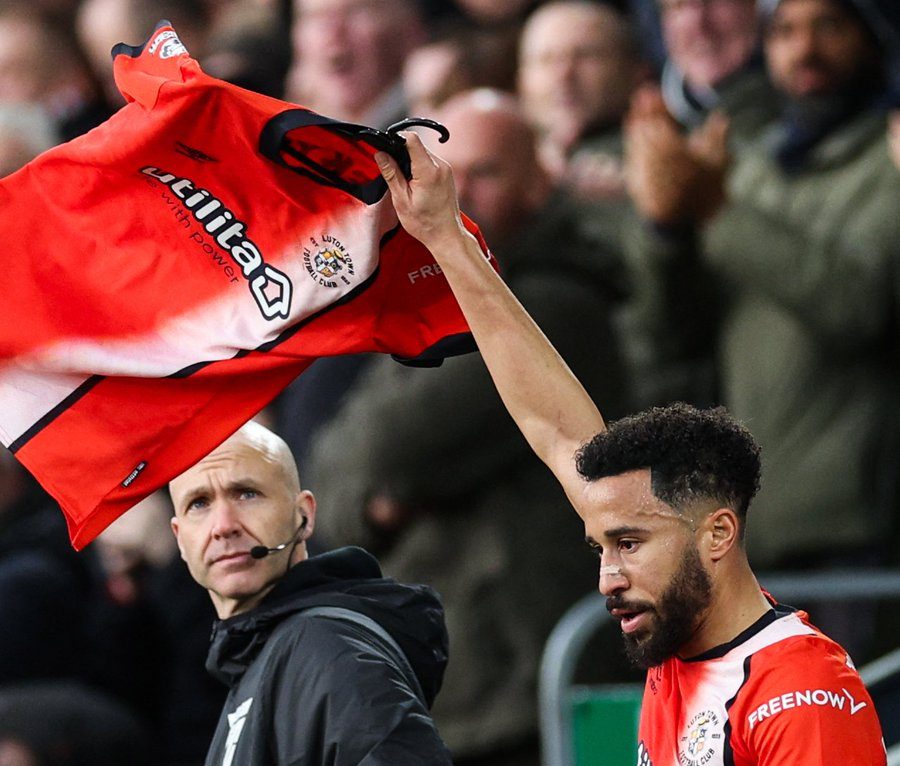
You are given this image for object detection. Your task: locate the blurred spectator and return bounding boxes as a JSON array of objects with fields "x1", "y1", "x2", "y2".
[
  {"x1": 0, "y1": 104, "x2": 57, "y2": 177},
  {"x1": 518, "y1": 0, "x2": 647, "y2": 192},
  {"x1": 201, "y1": 3, "x2": 292, "y2": 98},
  {"x1": 403, "y1": 21, "x2": 519, "y2": 117},
  {"x1": 17, "y1": 0, "x2": 81, "y2": 23},
  {"x1": 891, "y1": 110, "x2": 900, "y2": 170},
  {"x1": 436, "y1": 0, "x2": 537, "y2": 94},
  {"x1": 0, "y1": 739, "x2": 32, "y2": 766},
  {"x1": 89, "y1": 492, "x2": 225, "y2": 764},
  {"x1": 0, "y1": 452, "x2": 98, "y2": 686},
  {"x1": 149, "y1": 552, "x2": 226, "y2": 765},
  {"x1": 451, "y1": 0, "x2": 537, "y2": 27},
  {"x1": 620, "y1": 0, "x2": 777, "y2": 408},
  {"x1": 94, "y1": 492, "x2": 177, "y2": 599},
  {"x1": 516, "y1": 0, "x2": 644, "y2": 414},
  {"x1": 289, "y1": 0, "x2": 426, "y2": 127},
  {"x1": 626, "y1": 0, "x2": 667, "y2": 69},
  {"x1": 0, "y1": 682, "x2": 150, "y2": 766},
  {"x1": 76, "y1": 0, "x2": 211, "y2": 107},
  {"x1": 0, "y1": 458, "x2": 217, "y2": 763},
  {"x1": 403, "y1": 33, "x2": 476, "y2": 117},
  {"x1": 308, "y1": 89, "x2": 628, "y2": 766},
  {"x1": 657, "y1": 0, "x2": 775, "y2": 141},
  {"x1": 87, "y1": 493, "x2": 174, "y2": 727},
  {"x1": 626, "y1": 0, "x2": 900, "y2": 589},
  {"x1": 277, "y1": 0, "x2": 428, "y2": 474},
  {"x1": 201, "y1": 0, "x2": 290, "y2": 25},
  {"x1": 0, "y1": 4, "x2": 110, "y2": 141}
]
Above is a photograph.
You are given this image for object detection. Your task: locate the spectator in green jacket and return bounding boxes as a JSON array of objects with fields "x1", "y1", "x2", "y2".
[
  {"x1": 657, "y1": 0, "x2": 776, "y2": 143},
  {"x1": 890, "y1": 110, "x2": 900, "y2": 170},
  {"x1": 625, "y1": 0, "x2": 900, "y2": 595},
  {"x1": 615, "y1": 0, "x2": 780, "y2": 409}
]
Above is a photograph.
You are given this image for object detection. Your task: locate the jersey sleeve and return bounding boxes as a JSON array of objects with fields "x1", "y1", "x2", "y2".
[
  {"x1": 372, "y1": 214, "x2": 497, "y2": 366},
  {"x1": 274, "y1": 618, "x2": 453, "y2": 766},
  {"x1": 111, "y1": 21, "x2": 198, "y2": 109},
  {"x1": 732, "y1": 637, "x2": 886, "y2": 766}
]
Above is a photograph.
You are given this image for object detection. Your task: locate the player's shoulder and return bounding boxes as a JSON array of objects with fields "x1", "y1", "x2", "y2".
[
  {"x1": 746, "y1": 608, "x2": 856, "y2": 684},
  {"x1": 729, "y1": 606, "x2": 874, "y2": 729},
  {"x1": 728, "y1": 610, "x2": 884, "y2": 764}
]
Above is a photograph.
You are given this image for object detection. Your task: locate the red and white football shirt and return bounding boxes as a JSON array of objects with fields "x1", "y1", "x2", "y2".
[
  {"x1": 637, "y1": 602, "x2": 885, "y2": 765},
  {"x1": 0, "y1": 23, "x2": 493, "y2": 548}
]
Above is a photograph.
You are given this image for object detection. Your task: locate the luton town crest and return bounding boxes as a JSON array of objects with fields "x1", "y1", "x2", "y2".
[
  {"x1": 679, "y1": 710, "x2": 722, "y2": 766},
  {"x1": 303, "y1": 233, "x2": 356, "y2": 288}
]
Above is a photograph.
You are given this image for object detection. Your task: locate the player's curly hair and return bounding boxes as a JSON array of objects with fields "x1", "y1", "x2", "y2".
[{"x1": 575, "y1": 403, "x2": 762, "y2": 525}]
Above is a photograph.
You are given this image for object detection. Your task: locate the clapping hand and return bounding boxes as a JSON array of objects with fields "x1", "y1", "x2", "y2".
[{"x1": 625, "y1": 85, "x2": 730, "y2": 226}]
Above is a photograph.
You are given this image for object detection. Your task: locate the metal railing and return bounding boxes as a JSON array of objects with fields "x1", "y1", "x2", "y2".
[
  {"x1": 539, "y1": 569, "x2": 900, "y2": 766},
  {"x1": 861, "y1": 645, "x2": 900, "y2": 687},
  {"x1": 889, "y1": 742, "x2": 900, "y2": 766}
]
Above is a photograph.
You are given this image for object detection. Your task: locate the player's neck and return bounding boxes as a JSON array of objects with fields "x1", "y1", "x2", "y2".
[{"x1": 680, "y1": 561, "x2": 771, "y2": 658}]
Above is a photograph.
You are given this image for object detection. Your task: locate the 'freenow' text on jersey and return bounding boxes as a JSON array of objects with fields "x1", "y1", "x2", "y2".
[{"x1": 142, "y1": 167, "x2": 292, "y2": 320}]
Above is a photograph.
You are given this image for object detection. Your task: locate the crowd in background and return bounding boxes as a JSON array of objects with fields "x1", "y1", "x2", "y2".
[{"x1": 2, "y1": 0, "x2": 900, "y2": 764}]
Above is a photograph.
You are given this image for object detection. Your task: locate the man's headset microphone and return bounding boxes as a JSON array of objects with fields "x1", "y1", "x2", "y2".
[{"x1": 250, "y1": 515, "x2": 308, "y2": 560}]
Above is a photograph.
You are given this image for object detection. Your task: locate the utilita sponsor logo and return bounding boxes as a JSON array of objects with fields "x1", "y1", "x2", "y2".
[
  {"x1": 142, "y1": 167, "x2": 292, "y2": 320},
  {"x1": 747, "y1": 687, "x2": 868, "y2": 730}
]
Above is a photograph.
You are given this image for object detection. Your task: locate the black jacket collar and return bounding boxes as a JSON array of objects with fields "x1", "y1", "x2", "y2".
[{"x1": 205, "y1": 547, "x2": 449, "y2": 706}]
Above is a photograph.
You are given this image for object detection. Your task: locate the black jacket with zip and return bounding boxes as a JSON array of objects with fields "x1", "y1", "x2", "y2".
[{"x1": 203, "y1": 546, "x2": 452, "y2": 765}]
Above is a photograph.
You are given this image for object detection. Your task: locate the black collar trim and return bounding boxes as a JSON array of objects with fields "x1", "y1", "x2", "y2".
[{"x1": 681, "y1": 601, "x2": 796, "y2": 663}]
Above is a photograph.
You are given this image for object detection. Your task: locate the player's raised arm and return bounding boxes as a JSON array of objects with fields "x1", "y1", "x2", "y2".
[{"x1": 375, "y1": 133, "x2": 605, "y2": 499}]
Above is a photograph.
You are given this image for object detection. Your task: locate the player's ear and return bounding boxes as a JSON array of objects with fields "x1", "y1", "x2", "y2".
[{"x1": 705, "y1": 508, "x2": 739, "y2": 562}]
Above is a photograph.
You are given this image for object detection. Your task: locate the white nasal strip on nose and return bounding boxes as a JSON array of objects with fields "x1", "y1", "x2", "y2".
[{"x1": 600, "y1": 565, "x2": 623, "y2": 577}]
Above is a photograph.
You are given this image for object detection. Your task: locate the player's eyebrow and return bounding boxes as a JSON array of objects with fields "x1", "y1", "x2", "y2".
[
  {"x1": 585, "y1": 526, "x2": 650, "y2": 548},
  {"x1": 604, "y1": 525, "x2": 649, "y2": 538}
]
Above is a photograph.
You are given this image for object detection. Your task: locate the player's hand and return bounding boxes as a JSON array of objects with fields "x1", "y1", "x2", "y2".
[{"x1": 374, "y1": 132, "x2": 467, "y2": 253}]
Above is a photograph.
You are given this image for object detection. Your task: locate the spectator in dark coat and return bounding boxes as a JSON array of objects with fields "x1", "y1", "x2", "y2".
[
  {"x1": 0, "y1": 682, "x2": 150, "y2": 766},
  {"x1": 0, "y1": 455, "x2": 96, "y2": 686}
]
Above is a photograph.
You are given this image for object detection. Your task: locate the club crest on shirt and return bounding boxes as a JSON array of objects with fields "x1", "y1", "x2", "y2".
[
  {"x1": 679, "y1": 709, "x2": 722, "y2": 766},
  {"x1": 303, "y1": 234, "x2": 356, "y2": 288}
]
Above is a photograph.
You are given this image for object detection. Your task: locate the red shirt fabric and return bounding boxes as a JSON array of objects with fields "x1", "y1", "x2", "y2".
[
  {"x1": 637, "y1": 602, "x2": 886, "y2": 766},
  {"x1": 0, "y1": 23, "x2": 492, "y2": 549}
]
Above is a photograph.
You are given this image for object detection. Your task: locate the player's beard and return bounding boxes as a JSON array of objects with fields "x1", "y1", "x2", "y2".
[{"x1": 620, "y1": 541, "x2": 712, "y2": 670}]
